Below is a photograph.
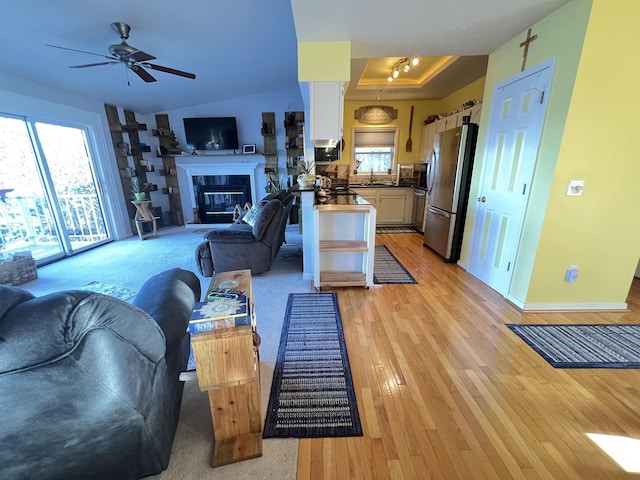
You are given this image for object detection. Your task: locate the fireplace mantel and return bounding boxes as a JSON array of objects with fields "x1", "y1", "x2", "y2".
[{"x1": 176, "y1": 157, "x2": 261, "y2": 222}]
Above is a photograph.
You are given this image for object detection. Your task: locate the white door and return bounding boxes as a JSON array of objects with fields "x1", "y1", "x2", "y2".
[{"x1": 468, "y1": 58, "x2": 555, "y2": 295}]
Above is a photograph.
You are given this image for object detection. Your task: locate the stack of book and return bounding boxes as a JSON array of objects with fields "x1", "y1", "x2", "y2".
[{"x1": 188, "y1": 291, "x2": 251, "y2": 334}]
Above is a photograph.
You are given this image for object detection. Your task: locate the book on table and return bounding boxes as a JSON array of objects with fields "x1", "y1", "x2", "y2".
[{"x1": 189, "y1": 294, "x2": 250, "y2": 334}]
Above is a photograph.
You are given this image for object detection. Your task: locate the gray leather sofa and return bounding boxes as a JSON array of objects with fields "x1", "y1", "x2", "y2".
[
  {"x1": 0, "y1": 268, "x2": 200, "y2": 480},
  {"x1": 195, "y1": 190, "x2": 294, "y2": 276}
]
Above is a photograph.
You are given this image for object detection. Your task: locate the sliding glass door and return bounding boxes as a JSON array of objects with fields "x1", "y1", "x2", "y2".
[{"x1": 0, "y1": 114, "x2": 110, "y2": 264}]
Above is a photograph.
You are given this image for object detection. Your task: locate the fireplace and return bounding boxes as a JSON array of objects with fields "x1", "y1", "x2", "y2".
[
  {"x1": 175, "y1": 159, "x2": 260, "y2": 226},
  {"x1": 193, "y1": 175, "x2": 251, "y2": 224}
]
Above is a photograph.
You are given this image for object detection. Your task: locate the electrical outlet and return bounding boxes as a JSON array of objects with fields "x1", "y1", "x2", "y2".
[
  {"x1": 565, "y1": 265, "x2": 579, "y2": 282},
  {"x1": 566, "y1": 180, "x2": 585, "y2": 196}
]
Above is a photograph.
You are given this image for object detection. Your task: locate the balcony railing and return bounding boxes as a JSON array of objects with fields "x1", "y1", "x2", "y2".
[{"x1": 0, "y1": 195, "x2": 108, "y2": 261}]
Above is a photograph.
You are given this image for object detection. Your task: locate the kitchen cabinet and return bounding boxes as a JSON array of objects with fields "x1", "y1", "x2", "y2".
[
  {"x1": 354, "y1": 189, "x2": 377, "y2": 209},
  {"x1": 419, "y1": 104, "x2": 482, "y2": 165},
  {"x1": 351, "y1": 187, "x2": 413, "y2": 225},
  {"x1": 435, "y1": 120, "x2": 448, "y2": 133},
  {"x1": 310, "y1": 82, "x2": 344, "y2": 146},
  {"x1": 445, "y1": 115, "x2": 460, "y2": 130},
  {"x1": 378, "y1": 193, "x2": 408, "y2": 224},
  {"x1": 419, "y1": 122, "x2": 437, "y2": 163},
  {"x1": 313, "y1": 198, "x2": 376, "y2": 289},
  {"x1": 461, "y1": 103, "x2": 482, "y2": 124}
]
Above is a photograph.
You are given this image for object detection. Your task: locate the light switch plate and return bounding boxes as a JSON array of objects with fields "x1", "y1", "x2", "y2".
[{"x1": 566, "y1": 180, "x2": 585, "y2": 196}]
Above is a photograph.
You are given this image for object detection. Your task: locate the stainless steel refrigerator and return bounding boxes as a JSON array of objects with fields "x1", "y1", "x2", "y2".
[{"x1": 423, "y1": 123, "x2": 478, "y2": 262}]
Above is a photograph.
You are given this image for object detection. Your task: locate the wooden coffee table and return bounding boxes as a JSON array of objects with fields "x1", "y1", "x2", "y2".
[{"x1": 190, "y1": 269, "x2": 262, "y2": 467}]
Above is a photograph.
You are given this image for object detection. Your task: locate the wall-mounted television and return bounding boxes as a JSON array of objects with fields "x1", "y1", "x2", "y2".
[{"x1": 183, "y1": 117, "x2": 239, "y2": 151}]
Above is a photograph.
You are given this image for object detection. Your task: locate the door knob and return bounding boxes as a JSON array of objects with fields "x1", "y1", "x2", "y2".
[{"x1": 477, "y1": 196, "x2": 486, "y2": 203}]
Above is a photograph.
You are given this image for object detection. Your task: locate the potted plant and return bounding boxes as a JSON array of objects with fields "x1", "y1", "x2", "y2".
[
  {"x1": 131, "y1": 177, "x2": 149, "y2": 201},
  {"x1": 296, "y1": 160, "x2": 315, "y2": 188},
  {"x1": 265, "y1": 174, "x2": 282, "y2": 194}
]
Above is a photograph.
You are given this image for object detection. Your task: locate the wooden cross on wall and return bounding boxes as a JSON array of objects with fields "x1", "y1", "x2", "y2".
[{"x1": 519, "y1": 28, "x2": 538, "y2": 71}]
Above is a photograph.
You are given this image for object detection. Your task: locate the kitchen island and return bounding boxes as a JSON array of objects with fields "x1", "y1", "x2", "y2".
[
  {"x1": 313, "y1": 194, "x2": 376, "y2": 290},
  {"x1": 349, "y1": 185, "x2": 415, "y2": 225}
]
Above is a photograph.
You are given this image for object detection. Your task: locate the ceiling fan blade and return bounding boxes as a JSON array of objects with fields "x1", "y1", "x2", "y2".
[
  {"x1": 130, "y1": 65, "x2": 157, "y2": 83},
  {"x1": 144, "y1": 63, "x2": 196, "y2": 79},
  {"x1": 46, "y1": 43, "x2": 115, "y2": 61},
  {"x1": 128, "y1": 50, "x2": 156, "y2": 62},
  {"x1": 70, "y1": 61, "x2": 119, "y2": 68}
]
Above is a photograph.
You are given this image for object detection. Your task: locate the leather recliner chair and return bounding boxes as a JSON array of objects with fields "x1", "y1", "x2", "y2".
[
  {"x1": 0, "y1": 268, "x2": 201, "y2": 480},
  {"x1": 195, "y1": 190, "x2": 294, "y2": 276}
]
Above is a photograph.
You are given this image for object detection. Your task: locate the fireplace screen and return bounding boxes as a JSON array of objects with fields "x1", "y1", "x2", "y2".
[{"x1": 193, "y1": 175, "x2": 252, "y2": 224}]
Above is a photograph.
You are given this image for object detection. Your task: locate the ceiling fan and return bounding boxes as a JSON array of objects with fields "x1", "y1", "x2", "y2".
[{"x1": 46, "y1": 22, "x2": 196, "y2": 83}]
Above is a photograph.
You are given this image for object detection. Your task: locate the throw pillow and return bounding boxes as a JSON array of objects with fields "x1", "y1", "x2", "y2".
[
  {"x1": 251, "y1": 199, "x2": 282, "y2": 241},
  {"x1": 242, "y1": 205, "x2": 260, "y2": 227}
]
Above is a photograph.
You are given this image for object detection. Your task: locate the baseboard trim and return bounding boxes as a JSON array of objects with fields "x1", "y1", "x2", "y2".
[{"x1": 508, "y1": 297, "x2": 628, "y2": 312}]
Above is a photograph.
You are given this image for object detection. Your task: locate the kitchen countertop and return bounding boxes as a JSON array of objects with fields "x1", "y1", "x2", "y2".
[
  {"x1": 314, "y1": 194, "x2": 372, "y2": 208},
  {"x1": 349, "y1": 184, "x2": 415, "y2": 188}
]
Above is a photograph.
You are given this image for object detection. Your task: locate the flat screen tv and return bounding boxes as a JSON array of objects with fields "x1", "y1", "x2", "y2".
[{"x1": 183, "y1": 117, "x2": 239, "y2": 151}]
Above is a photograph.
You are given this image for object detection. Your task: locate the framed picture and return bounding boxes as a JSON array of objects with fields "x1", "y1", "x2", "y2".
[{"x1": 242, "y1": 144, "x2": 256, "y2": 154}]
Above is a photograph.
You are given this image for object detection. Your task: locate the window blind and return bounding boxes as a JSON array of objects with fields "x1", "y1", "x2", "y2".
[{"x1": 353, "y1": 129, "x2": 396, "y2": 147}]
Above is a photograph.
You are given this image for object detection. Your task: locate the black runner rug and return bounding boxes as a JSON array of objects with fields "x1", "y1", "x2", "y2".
[
  {"x1": 507, "y1": 324, "x2": 640, "y2": 368},
  {"x1": 263, "y1": 292, "x2": 363, "y2": 438},
  {"x1": 374, "y1": 245, "x2": 417, "y2": 284}
]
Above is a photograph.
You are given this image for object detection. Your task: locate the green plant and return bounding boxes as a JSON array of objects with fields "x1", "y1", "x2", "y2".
[
  {"x1": 265, "y1": 174, "x2": 281, "y2": 194},
  {"x1": 297, "y1": 159, "x2": 314, "y2": 175},
  {"x1": 131, "y1": 177, "x2": 149, "y2": 194}
]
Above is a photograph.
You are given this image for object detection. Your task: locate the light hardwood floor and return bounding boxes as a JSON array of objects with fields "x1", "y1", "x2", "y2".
[{"x1": 297, "y1": 232, "x2": 640, "y2": 479}]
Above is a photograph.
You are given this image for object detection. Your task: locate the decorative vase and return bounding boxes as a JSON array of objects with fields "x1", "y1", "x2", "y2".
[
  {"x1": 134, "y1": 192, "x2": 146, "y2": 201},
  {"x1": 297, "y1": 174, "x2": 315, "y2": 189}
]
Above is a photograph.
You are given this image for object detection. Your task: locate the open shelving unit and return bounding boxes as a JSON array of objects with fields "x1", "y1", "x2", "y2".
[
  {"x1": 284, "y1": 111, "x2": 304, "y2": 180},
  {"x1": 104, "y1": 104, "x2": 159, "y2": 235},
  {"x1": 153, "y1": 114, "x2": 184, "y2": 226},
  {"x1": 261, "y1": 112, "x2": 277, "y2": 175},
  {"x1": 313, "y1": 203, "x2": 376, "y2": 290}
]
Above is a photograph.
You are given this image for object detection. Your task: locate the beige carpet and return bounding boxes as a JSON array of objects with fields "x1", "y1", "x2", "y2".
[
  {"x1": 23, "y1": 225, "x2": 305, "y2": 479},
  {"x1": 150, "y1": 363, "x2": 297, "y2": 479}
]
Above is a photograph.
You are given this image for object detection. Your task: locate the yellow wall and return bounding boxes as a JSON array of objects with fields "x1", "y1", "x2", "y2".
[
  {"x1": 341, "y1": 81, "x2": 484, "y2": 168},
  {"x1": 459, "y1": 0, "x2": 592, "y2": 302},
  {"x1": 460, "y1": 0, "x2": 640, "y2": 307},
  {"x1": 341, "y1": 100, "x2": 442, "y2": 166},
  {"x1": 439, "y1": 77, "x2": 486, "y2": 113},
  {"x1": 298, "y1": 42, "x2": 351, "y2": 81},
  {"x1": 526, "y1": 0, "x2": 640, "y2": 304}
]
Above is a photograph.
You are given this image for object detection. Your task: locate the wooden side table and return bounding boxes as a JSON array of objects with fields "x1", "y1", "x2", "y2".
[
  {"x1": 131, "y1": 200, "x2": 159, "y2": 240},
  {"x1": 190, "y1": 269, "x2": 262, "y2": 467}
]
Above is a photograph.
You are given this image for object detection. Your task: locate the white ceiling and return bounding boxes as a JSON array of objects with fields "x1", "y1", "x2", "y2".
[{"x1": 0, "y1": 0, "x2": 570, "y2": 114}]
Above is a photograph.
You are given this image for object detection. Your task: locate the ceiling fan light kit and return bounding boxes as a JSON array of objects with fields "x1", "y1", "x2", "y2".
[{"x1": 47, "y1": 22, "x2": 196, "y2": 84}]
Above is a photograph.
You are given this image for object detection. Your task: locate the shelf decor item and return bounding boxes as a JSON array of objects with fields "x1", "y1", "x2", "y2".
[
  {"x1": 297, "y1": 160, "x2": 315, "y2": 188},
  {"x1": 131, "y1": 177, "x2": 149, "y2": 200}
]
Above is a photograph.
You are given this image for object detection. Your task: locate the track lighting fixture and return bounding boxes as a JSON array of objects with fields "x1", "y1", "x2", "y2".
[{"x1": 387, "y1": 57, "x2": 419, "y2": 82}]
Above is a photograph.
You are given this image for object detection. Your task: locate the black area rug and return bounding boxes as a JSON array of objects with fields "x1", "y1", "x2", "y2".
[
  {"x1": 507, "y1": 324, "x2": 640, "y2": 368},
  {"x1": 263, "y1": 292, "x2": 363, "y2": 438},
  {"x1": 376, "y1": 226, "x2": 419, "y2": 234},
  {"x1": 373, "y1": 245, "x2": 417, "y2": 284}
]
